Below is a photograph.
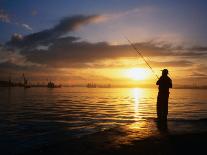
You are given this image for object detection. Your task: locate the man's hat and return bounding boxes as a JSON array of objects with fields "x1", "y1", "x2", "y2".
[{"x1": 161, "y1": 69, "x2": 168, "y2": 74}]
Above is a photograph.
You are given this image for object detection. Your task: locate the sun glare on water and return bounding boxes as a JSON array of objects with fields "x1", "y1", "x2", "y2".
[{"x1": 124, "y1": 68, "x2": 150, "y2": 80}]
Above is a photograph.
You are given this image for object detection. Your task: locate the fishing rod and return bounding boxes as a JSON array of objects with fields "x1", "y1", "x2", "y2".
[{"x1": 123, "y1": 35, "x2": 159, "y2": 80}]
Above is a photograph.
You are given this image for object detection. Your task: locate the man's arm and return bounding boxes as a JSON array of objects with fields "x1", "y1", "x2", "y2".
[
  {"x1": 169, "y1": 79, "x2": 172, "y2": 88},
  {"x1": 156, "y1": 78, "x2": 160, "y2": 85}
]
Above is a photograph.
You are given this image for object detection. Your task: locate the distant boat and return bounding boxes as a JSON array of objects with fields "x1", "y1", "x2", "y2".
[
  {"x1": 22, "y1": 73, "x2": 31, "y2": 88},
  {"x1": 98, "y1": 84, "x2": 111, "y2": 88},
  {"x1": 24, "y1": 85, "x2": 31, "y2": 88},
  {"x1": 86, "y1": 83, "x2": 96, "y2": 88},
  {"x1": 87, "y1": 83, "x2": 111, "y2": 88},
  {"x1": 47, "y1": 81, "x2": 61, "y2": 88}
]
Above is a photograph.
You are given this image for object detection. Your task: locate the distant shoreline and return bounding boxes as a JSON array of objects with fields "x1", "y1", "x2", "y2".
[
  {"x1": 1, "y1": 85, "x2": 207, "y2": 89},
  {"x1": 1, "y1": 79, "x2": 207, "y2": 89}
]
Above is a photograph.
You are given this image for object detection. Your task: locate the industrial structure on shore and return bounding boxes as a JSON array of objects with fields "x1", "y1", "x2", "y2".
[{"x1": 0, "y1": 74, "x2": 61, "y2": 88}]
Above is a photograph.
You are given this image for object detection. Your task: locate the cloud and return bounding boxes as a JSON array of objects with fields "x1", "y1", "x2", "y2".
[
  {"x1": 54, "y1": 15, "x2": 101, "y2": 32},
  {"x1": 7, "y1": 15, "x2": 101, "y2": 48},
  {"x1": 190, "y1": 72, "x2": 207, "y2": 77},
  {"x1": 20, "y1": 37, "x2": 207, "y2": 69},
  {"x1": 0, "y1": 45, "x2": 42, "y2": 68},
  {"x1": 36, "y1": 44, "x2": 52, "y2": 51},
  {"x1": 1, "y1": 15, "x2": 107, "y2": 73},
  {"x1": 0, "y1": 9, "x2": 34, "y2": 32},
  {"x1": 6, "y1": 14, "x2": 207, "y2": 67},
  {"x1": 181, "y1": 72, "x2": 207, "y2": 82},
  {"x1": 19, "y1": 39, "x2": 177, "y2": 68},
  {"x1": 1, "y1": 14, "x2": 207, "y2": 82},
  {"x1": 150, "y1": 60, "x2": 193, "y2": 68},
  {"x1": 83, "y1": 59, "x2": 194, "y2": 69},
  {"x1": 0, "y1": 45, "x2": 25, "y2": 65},
  {"x1": 10, "y1": 33, "x2": 24, "y2": 42},
  {"x1": 0, "y1": 9, "x2": 10, "y2": 23},
  {"x1": 6, "y1": 33, "x2": 207, "y2": 69},
  {"x1": 102, "y1": 6, "x2": 156, "y2": 22},
  {"x1": 196, "y1": 64, "x2": 207, "y2": 73},
  {"x1": 189, "y1": 46, "x2": 207, "y2": 52},
  {"x1": 22, "y1": 24, "x2": 33, "y2": 31}
]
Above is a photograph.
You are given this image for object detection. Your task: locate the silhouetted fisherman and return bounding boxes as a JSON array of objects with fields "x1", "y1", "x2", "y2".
[{"x1": 156, "y1": 69, "x2": 172, "y2": 121}]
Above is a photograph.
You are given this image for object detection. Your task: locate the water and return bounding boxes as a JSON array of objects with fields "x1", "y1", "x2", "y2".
[{"x1": 0, "y1": 87, "x2": 207, "y2": 154}]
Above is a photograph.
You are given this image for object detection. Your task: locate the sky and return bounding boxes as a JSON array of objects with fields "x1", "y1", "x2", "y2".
[{"x1": 0, "y1": 0, "x2": 207, "y2": 86}]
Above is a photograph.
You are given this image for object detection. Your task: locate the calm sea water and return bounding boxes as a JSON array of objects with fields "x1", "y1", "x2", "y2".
[{"x1": 0, "y1": 87, "x2": 207, "y2": 154}]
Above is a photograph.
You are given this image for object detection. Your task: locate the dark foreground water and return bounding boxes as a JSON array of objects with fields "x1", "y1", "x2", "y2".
[{"x1": 0, "y1": 87, "x2": 207, "y2": 154}]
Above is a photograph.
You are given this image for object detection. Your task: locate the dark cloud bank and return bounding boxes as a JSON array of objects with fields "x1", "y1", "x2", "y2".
[{"x1": 1, "y1": 14, "x2": 207, "y2": 77}]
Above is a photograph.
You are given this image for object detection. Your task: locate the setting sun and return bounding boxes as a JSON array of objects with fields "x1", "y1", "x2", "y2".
[{"x1": 124, "y1": 68, "x2": 150, "y2": 81}]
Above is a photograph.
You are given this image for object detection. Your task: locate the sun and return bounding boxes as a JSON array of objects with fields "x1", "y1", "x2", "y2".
[{"x1": 124, "y1": 68, "x2": 150, "y2": 80}]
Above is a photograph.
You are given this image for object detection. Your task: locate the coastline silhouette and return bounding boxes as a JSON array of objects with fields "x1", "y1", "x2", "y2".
[{"x1": 156, "y1": 69, "x2": 172, "y2": 122}]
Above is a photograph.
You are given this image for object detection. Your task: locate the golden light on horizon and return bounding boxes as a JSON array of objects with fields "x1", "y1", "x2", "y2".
[{"x1": 124, "y1": 68, "x2": 150, "y2": 81}]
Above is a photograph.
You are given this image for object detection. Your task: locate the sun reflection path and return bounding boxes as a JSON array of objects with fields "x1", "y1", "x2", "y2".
[{"x1": 132, "y1": 88, "x2": 143, "y2": 121}]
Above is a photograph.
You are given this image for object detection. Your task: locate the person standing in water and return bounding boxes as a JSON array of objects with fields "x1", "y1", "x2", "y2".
[{"x1": 156, "y1": 69, "x2": 172, "y2": 121}]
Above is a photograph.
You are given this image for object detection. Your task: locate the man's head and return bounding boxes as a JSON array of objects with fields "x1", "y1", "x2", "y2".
[{"x1": 162, "y1": 69, "x2": 168, "y2": 76}]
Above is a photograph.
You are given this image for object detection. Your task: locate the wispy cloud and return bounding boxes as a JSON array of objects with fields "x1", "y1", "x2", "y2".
[
  {"x1": 0, "y1": 9, "x2": 33, "y2": 31},
  {"x1": 102, "y1": 6, "x2": 156, "y2": 21},
  {"x1": 21, "y1": 24, "x2": 33, "y2": 31},
  {"x1": 190, "y1": 72, "x2": 207, "y2": 77},
  {"x1": 83, "y1": 59, "x2": 194, "y2": 69}
]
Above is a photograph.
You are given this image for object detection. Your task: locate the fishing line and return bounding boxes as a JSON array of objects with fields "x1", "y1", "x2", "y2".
[{"x1": 123, "y1": 35, "x2": 159, "y2": 80}]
